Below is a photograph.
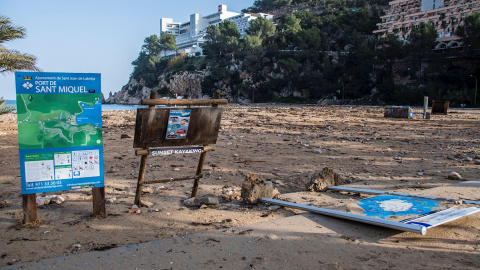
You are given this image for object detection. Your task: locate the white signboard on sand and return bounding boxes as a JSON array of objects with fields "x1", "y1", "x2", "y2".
[{"x1": 404, "y1": 207, "x2": 480, "y2": 228}]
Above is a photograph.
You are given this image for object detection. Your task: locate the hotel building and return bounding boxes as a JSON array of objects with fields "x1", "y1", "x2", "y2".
[
  {"x1": 373, "y1": 0, "x2": 480, "y2": 48},
  {"x1": 160, "y1": 5, "x2": 273, "y2": 56}
]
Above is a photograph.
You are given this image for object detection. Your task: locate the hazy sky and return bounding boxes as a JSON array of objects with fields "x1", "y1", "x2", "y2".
[{"x1": 0, "y1": 0, "x2": 255, "y2": 100}]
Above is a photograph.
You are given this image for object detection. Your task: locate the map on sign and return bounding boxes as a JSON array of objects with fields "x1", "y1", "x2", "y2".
[
  {"x1": 15, "y1": 72, "x2": 104, "y2": 194},
  {"x1": 16, "y1": 94, "x2": 102, "y2": 149}
]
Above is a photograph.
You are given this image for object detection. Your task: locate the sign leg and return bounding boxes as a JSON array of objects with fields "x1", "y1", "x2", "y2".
[
  {"x1": 92, "y1": 187, "x2": 107, "y2": 218},
  {"x1": 192, "y1": 151, "x2": 207, "y2": 197},
  {"x1": 134, "y1": 154, "x2": 148, "y2": 206},
  {"x1": 22, "y1": 194, "x2": 37, "y2": 224}
]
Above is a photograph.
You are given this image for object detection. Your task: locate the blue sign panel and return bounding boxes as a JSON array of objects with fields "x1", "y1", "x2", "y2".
[
  {"x1": 15, "y1": 72, "x2": 104, "y2": 194},
  {"x1": 359, "y1": 195, "x2": 440, "y2": 219}
]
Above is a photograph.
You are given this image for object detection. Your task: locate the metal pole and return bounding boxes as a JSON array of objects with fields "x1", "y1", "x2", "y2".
[
  {"x1": 260, "y1": 198, "x2": 427, "y2": 235},
  {"x1": 423, "y1": 96, "x2": 428, "y2": 119},
  {"x1": 471, "y1": 75, "x2": 478, "y2": 106}
]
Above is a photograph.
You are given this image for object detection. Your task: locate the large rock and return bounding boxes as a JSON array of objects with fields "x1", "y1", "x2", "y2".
[
  {"x1": 306, "y1": 167, "x2": 345, "y2": 192},
  {"x1": 241, "y1": 174, "x2": 278, "y2": 205}
]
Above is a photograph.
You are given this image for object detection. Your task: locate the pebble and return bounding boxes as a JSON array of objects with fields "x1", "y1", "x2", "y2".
[
  {"x1": 143, "y1": 187, "x2": 153, "y2": 194},
  {"x1": 447, "y1": 171, "x2": 462, "y2": 180},
  {"x1": 72, "y1": 243, "x2": 82, "y2": 249},
  {"x1": 36, "y1": 197, "x2": 50, "y2": 205},
  {"x1": 474, "y1": 159, "x2": 480, "y2": 165},
  {"x1": 155, "y1": 185, "x2": 167, "y2": 191},
  {"x1": 313, "y1": 149, "x2": 322, "y2": 154},
  {"x1": 173, "y1": 168, "x2": 181, "y2": 171},
  {"x1": 106, "y1": 197, "x2": 117, "y2": 204},
  {"x1": 416, "y1": 172, "x2": 424, "y2": 177},
  {"x1": 132, "y1": 204, "x2": 139, "y2": 209}
]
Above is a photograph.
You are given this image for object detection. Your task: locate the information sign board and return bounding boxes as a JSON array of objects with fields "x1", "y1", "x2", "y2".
[{"x1": 15, "y1": 72, "x2": 104, "y2": 194}]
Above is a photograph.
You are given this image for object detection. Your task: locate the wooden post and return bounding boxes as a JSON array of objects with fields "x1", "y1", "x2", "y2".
[
  {"x1": 134, "y1": 91, "x2": 157, "y2": 206},
  {"x1": 22, "y1": 194, "x2": 37, "y2": 224},
  {"x1": 191, "y1": 149, "x2": 207, "y2": 197},
  {"x1": 423, "y1": 96, "x2": 429, "y2": 119},
  {"x1": 92, "y1": 187, "x2": 107, "y2": 218},
  {"x1": 134, "y1": 154, "x2": 148, "y2": 206},
  {"x1": 191, "y1": 92, "x2": 220, "y2": 197}
]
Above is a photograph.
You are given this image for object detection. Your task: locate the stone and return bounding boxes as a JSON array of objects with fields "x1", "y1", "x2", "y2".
[
  {"x1": 155, "y1": 185, "x2": 167, "y2": 191},
  {"x1": 241, "y1": 173, "x2": 278, "y2": 205},
  {"x1": 306, "y1": 167, "x2": 345, "y2": 192},
  {"x1": 447, "y1": 171, "x2": 462, "y2": 180},
  {"x1": 474, "y1": 159, "x2": 480, "y2": 165},
  {"x1": 142, "y1": 187, "x2": 153, "y2": 194},
  {"x1": 206, "y1": 196, "x2": 220, "y2": 205},
  {"x1": 313, "y1": 149, "x2": 322, "y2": 154},
  {"x1": 36, "y1": 197, "x2": 50, "y2": 205},
  {"x1": 183, "y1": 197, "x2": 196, "y2": 206},
  {"x1": 140, "y1": 200, "x2": 154, "y2": 208},
  {"x1": 50, "y1": 195, "x2": 65, "y2": 204}
]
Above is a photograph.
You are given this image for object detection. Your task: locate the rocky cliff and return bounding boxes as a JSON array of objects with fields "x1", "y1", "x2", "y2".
[{"x1": 105, "y1": 65, "x2": 261, "y2": 104}]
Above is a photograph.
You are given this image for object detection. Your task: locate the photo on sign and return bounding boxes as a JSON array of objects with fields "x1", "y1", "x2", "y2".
[{"x1": 166, "y1": 109, "x2": 191, "y2": 140}]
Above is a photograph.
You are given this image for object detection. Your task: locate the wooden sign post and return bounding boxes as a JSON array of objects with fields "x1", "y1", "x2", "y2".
[{"x1": 133, "y1": 92, "x2": 227, "y2": 206}]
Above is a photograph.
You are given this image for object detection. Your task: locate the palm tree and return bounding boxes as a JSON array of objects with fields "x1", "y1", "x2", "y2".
[{"x1": 0, "y1": 15, "x2": 40, "y2": 73}]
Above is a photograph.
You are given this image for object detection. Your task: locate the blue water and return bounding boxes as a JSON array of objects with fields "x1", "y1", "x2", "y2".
[
  {"x1": 3, "y1": 100, "x2": 147, "y2": 111},
  {"x1": 76, "y1": 102, "x2": 103, "y2": 126}
]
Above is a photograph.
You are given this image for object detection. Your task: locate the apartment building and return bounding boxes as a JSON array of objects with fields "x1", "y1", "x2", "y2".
[
  {"x1": 160, "y1": 5, "x2": 273, "y2": 56},
  {"x1": 374, "y1": 0, "x2": 480, "y2": 48}
]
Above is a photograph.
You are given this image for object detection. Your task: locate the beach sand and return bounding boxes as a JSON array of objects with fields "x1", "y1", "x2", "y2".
[{"x1": 0, "y1": 106, "x2": 479, "y2": 268}]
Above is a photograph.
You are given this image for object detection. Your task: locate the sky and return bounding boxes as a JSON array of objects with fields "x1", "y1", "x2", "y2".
[{"x1": 0, "y1": 0, "x2": 255, "y2": 100}]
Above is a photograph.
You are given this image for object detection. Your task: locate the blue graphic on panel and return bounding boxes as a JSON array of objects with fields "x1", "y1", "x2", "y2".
[{"x1": 359, "y1": 195, "x2": 440, "y2": 219}]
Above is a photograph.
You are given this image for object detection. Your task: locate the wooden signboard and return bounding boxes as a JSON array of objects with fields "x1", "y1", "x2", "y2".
[
  {"x1": 134, "y1": 107, "x2": 223, "y2": 148},
  {"x1": 133, "y1": 93, "x2": 227, "y2": 206}
]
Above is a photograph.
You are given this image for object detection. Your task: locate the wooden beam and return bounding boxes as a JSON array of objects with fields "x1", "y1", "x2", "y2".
[{"x1": 141, "y1": 99, "x2": 228, "y2": 106}]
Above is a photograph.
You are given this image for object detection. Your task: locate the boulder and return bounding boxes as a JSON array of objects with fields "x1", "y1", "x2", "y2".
[
  {"x1": 306, "y1": 167, "x2": 345, "y2": 192},
  {"x1": 241, "y1": 174, "x2": 278, "y2": 205}
]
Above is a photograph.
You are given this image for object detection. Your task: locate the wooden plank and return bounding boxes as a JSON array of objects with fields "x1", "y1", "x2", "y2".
[
  {"x1": 92, "y1": 187, "x2": 107, "y2": 218},
  {"x1": 133, "y1": 107, "x2": 223, "y2": 149},
  {"x1": 146, "y1": 175, "x2": 198, "y2": 184},
  {"x1": 142, "y1": 99, "x2": 228, "y2": 106},
  {"x1": 22, "y1": 194, "x2": 37, "y2": 224}
]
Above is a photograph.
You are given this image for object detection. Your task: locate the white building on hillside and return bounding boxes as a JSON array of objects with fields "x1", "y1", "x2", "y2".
[{"x1": 160, "y1": 5, "x2": 273, "y2": 57}]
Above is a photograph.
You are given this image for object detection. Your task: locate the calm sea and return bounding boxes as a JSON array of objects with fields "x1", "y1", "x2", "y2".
[{"x1": 3, "y1": 100, "x2": 147, "y2": 111}]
